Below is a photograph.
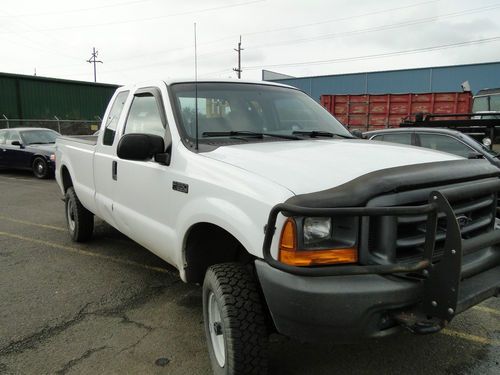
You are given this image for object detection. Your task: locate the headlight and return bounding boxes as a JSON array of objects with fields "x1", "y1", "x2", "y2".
[
  {"x1": 303, "y1": 217, "x2": 331, "y2": 245},
  {"x1": 278, "y1": 217, "x2": 358, "y2": 267},
  {"x1": 482, "y1": 137, "x2": 492, "y2": 147}
]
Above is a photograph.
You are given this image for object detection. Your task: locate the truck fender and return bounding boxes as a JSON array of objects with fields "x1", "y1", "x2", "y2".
[{"x1": 176, "y1": 197, "x2": 264, "y2": 276}]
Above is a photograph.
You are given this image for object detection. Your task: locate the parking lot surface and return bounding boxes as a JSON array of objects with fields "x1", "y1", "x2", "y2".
[{"x1": 0, "y1": 170, "x2": 499, "y2": 375}]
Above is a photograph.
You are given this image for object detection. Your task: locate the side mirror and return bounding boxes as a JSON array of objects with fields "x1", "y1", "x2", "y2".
[
  {"x1": 117, "y1": 133, "x2": 169, "y2": 164},
  {"x1": 350, "y1": 129, "x2": 364, "y2": 138},
  {"x1": 11, "y1": 141, "x2": 23, "y2": 147},
  {"x1": 467, "y1": 151, "x2": 484, "y2": 159}
]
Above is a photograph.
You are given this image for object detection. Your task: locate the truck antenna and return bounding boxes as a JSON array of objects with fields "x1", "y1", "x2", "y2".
[{"x1": 194, "y1": 22, "x2": 199, "y2": 151}]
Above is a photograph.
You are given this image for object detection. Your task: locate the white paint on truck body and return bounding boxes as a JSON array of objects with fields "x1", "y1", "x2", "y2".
[{"x1": 55, "y1": 79, "x2": 460, "y2": 281}]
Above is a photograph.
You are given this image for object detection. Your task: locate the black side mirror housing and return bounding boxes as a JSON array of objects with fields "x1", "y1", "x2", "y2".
[
  {"x1": 11, "y1": 141, "x2": 23, "y2": 148},
  {"x1": 350, "y1": 129, "x2": 364, "y2": 139},
  {"x1": 467, "y1": 151, "x2": 484, "y2": 159},
  {"x1": 117, "y1": 133, "x2": 169, "y2": 164}
]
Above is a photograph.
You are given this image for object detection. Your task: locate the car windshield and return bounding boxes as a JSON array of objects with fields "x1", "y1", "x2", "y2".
[
  {"x1": 170, "y1": 82, "x2": 351, "y2": 145},
  {"x1": 20, "y1": 130, "x2": 59, "y2": 145}
]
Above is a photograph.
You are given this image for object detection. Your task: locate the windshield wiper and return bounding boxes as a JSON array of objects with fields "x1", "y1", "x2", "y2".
[
  {"x1": 292, "y1": 130, "x2": 354, "y2": 139},
  {"x1": 203, "y1": 131, "x2": 301, "y2": 140},
  {"x1": 28, "y1": 142, "x2": 54, "y2": 145}
]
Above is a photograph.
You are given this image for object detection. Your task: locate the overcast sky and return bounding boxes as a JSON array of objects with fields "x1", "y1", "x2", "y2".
[{"x1": 1, "y1": 0, "x2": 500, "y2": 85}]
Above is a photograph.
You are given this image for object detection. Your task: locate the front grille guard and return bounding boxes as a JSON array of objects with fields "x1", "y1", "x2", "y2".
[{"x1": 263, "y1": 179, "x2": 500, "y2": 330}]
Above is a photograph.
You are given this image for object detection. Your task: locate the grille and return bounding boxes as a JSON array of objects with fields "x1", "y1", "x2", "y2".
[{"x1": 368, "y1": 193, "x2": 496, "y2": 263}]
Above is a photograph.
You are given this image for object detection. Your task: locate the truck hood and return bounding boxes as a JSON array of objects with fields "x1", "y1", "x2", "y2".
[{"x1": 202, "y1": 139, "x2": 461, "y2": 194}]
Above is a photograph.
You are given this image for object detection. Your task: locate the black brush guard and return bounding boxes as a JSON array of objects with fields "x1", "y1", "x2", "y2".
[{"x1": 262, "y1": 179, "x2": 500, "y2": 334}]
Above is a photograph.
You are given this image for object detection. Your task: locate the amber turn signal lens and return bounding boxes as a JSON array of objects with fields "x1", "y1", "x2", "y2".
[{"x1": 279, "y1": 218, "x2": 358, "y2": 266}]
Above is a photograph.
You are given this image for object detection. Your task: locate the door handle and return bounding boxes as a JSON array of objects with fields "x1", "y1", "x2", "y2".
[{"x1": 112, "y1": 161, "x2": 117, "y2": 181}]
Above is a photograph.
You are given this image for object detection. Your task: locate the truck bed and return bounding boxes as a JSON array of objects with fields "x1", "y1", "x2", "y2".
[{"x1": 58, "y1": 135, "x2": 98, "y2": 146}]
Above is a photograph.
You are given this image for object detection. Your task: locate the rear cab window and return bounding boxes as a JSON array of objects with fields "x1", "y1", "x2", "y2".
[{"x1": 103, "y1": 91, "x2": 129, "y2": 146}]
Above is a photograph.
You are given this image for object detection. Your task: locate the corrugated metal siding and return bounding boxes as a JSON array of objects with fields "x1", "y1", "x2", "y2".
[
  {"x1": 0, "y1": 72, "x2": 118, "y2": 120},
  {"x1": 0, "y1": 76, "x2": 20, "y2": 118},
  {"x1": 270, "y1": 61, "x2": 500, "y2": 102}
]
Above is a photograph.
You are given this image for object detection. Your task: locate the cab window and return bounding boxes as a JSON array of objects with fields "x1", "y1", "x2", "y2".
[
  {"x1": 103, "y1": 91, "x2": 129, "y2": 146},
  {"x1": 418, "y1": 134, "x2": 473, "y2": 158},
  {"x1": 124, "y1": 94, "x2": 165, "y2": 137}
]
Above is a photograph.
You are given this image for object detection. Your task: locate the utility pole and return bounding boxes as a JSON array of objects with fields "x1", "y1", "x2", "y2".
[
  {"x1": 86, "y1": 47, "x2": 103, "y2": 82},
  {"x1": 233, "y1": 36, "x2": 243, "y2": 79}
]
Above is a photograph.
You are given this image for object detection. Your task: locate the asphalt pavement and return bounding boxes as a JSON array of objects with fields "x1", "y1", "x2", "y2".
[{"x1": 0, "y1": 170, "x2": 498, "y2": 375}]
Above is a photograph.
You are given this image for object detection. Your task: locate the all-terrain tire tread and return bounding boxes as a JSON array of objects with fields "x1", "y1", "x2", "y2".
[
  {"x1": 65, "y1": 187, "x2": 93, "y2": 242},
  {"x1": 204, "y1": 263, "x2": 268, "y2": 375}
]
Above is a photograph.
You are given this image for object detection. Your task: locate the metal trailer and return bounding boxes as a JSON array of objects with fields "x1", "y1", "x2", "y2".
[{"x1": 320, "y1": 92, "x2": 473, "y2": 131}]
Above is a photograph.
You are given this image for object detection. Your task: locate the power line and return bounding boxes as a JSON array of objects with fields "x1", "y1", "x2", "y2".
[
  {"x1": 243, "y1": 0, "x2": 442, "y2": 38},
  {"x1": 24, "y1": 0, "x2": 444, "y2": 69},
  {"x1": 243, "y1": 36, "x2": 500, "y2": 70},
  {"x1": 125, "y1": 2, "x2": 500, "y2": 70},
  {"x1": 185, "y1": 0, "x2": 443, "y2": 49},
  {"x1": 0, "y1": 0, "x2": 153, "y2": 18},
  {"x1": 87, "y1": 47, "x2": 103, "y2": 82},
  {"x1": 245, "y1": 3, "x2": 500, "y2": 50},
  {"x1": 0, "y1": 0, "x2": 266, "y2": 34},
  {"x1": 60, "y1": 1, "x2": 498, "y2": 70}
]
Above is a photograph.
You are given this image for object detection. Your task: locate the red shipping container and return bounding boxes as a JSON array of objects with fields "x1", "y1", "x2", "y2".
[{"x1": 320, "y1": 92, "x2": 473, "y2": 131}]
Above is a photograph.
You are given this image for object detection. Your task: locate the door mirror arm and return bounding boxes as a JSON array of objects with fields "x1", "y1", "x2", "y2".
[
  {"x1": 467, "y1": 151, "x2": 484, "y2": 159},
  {"x1": 154, "y1": 152, "x2": 171, "y2": 165}
]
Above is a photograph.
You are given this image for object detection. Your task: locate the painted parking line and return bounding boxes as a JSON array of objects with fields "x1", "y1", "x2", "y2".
[
  {"x1": 442, "y1": 329, "x2": 500, "y2": 346},
  {"x1": 473, "y1": 305, "x2": 500, "y2": 316},
  {"x1": 0, "y1": 215, "x2": 66, "y2": 231},
  {"x1": 0, "y1": 231, "x2": 172, "y2": 275}
]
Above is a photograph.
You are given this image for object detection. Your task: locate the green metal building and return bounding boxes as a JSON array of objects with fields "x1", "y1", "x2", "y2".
[{"x1": 0, "y1": 72, "x2": 119, "y2": 121}]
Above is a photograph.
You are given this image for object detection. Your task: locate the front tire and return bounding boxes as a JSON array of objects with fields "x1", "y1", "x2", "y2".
[
  {"x1": 203, "y1": 263, "x2": 268, "y2": 375},
  {"x1": 65, "y1": 187, "x2": 94, "y2": 242},
  {"x1": 32, "y1": 157, "x2": 49, "y2": 179}
]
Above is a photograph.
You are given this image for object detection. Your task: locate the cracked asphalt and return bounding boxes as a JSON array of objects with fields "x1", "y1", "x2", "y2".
[{"x1": 0, "y1": 170, "x2": 499, "y2": 375}]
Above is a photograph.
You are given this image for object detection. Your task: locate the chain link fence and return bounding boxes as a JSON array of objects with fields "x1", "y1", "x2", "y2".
[{"x1": 0, "y1": 116, "x2": 101, "y2": 135}]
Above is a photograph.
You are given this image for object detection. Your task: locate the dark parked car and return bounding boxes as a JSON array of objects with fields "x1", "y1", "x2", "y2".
[
  {"x1": 0, "y1": 128, "x2": 59, "y2": 179},
  {"x1": 363, "y1": 127, "x2": 500, "y2": 167}
]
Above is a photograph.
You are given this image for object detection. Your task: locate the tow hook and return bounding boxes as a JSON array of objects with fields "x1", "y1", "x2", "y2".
[{"x1": 391, "y1": 310, "x2": 447, "y2": 335}]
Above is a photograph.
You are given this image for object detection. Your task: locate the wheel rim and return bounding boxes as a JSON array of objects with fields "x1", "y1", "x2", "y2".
[
  {"x1": 34, "y1": 160, "x2": 45, "y2": 177},
  {"x1": 67, "y1": 199, "x2": 76, "y2": 233},
  {"x1": 208, "y1": 291, "x2": 226, "y2": 367}
]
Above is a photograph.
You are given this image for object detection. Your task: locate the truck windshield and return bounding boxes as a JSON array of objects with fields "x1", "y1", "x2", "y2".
[{"x1": 170, "y1": 82, "x2": 351, "y2": 145}]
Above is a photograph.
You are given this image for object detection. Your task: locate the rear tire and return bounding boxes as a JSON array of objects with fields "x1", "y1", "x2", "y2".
[
  {"x1": 32, "y1": 157, "x2": 49, "y2": 179},
  {"x1": 65, "y1": 187, "x2": 94, "y2": 242},
  {"x1": 203, "y1": 263, "x2": 268, "y2": 375}
]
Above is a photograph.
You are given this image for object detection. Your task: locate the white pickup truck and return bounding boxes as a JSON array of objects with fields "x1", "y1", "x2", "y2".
[{"x1": 56, "y1": 79, "x2": 500, "y2": 375}]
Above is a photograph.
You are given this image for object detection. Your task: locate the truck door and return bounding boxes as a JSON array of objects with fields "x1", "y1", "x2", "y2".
[
  {"x1": 111, "y1": 86, "x2": 177, "y2": 265},
  {"x1": 93, "y1": 90, "x2": 130, "y2": 227}
]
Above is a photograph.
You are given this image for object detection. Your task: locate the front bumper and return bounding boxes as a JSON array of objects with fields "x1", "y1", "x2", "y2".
[
  {"x1": 256, "y1": 260, "x2": 500, "y2": 342},
  {"x1": 259, "y1": 179, "x2": 500, "y2": 342}
]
